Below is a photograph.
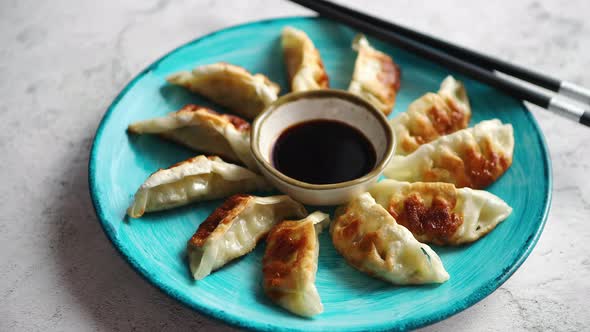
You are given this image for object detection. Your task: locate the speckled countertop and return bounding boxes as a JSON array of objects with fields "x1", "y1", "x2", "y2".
[{"x1": 1, "y1": 0, "x2": 589, "y2": 330}]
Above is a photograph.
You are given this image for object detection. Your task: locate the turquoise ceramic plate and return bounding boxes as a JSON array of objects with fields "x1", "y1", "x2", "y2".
[{"x1": 89, "y1": 16, "x2": 552, "y2": 331}]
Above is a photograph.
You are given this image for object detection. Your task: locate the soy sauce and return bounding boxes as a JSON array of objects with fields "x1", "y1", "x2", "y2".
[{"x1": 272, "y1": 119, "x2": 376, "y2": 185}]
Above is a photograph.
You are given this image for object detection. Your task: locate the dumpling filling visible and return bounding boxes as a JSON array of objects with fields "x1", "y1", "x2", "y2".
[
  {"x1": 384, "y1": 119, "x2": 514, "y2": 189},
  {"x1": 167, "y1": 62, "x2": 280, "y2": 119},
  {"x1": 262, "y1": 211, "x2": 330, "y2": 317},
  {"x1": 128, "y1": 105, "x2": 256, "y2": 170},
  {"x1": 187, "y1": 195, "x2": 307, "y2": 280},
  {"x1": 370, "y1": 180, "x2": 512, "y2": 245},
  {"x1": 331, "y1": 193, "x2": 449, "y2": 285},
  {"x1": 127, "y1": 155, "x2": 270, "y2": 218}
]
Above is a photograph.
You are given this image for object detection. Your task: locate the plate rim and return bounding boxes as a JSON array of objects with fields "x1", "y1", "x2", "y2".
[{"x1": 88, "y1": 15, "x2": 553, "y2": 331}]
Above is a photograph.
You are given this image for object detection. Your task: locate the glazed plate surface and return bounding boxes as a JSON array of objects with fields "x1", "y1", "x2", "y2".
[{"x1": 89, "y1": 16, "x2": 552, "y2": 331}]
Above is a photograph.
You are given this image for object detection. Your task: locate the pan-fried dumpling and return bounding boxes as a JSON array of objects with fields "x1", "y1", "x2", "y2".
[
  {"x1": 127, "y1": 155, "x2": 271, "y2": 218},
  {"x1": 370, "y1": 180, "x2": 512, "y2": 245},
  {"x1": 262, "y1": 211, "x2": 330, "y2": 317},
  {"x1": 128, "y1": 105, "x2": 256, "y2": 170},
  {"x1": 438, "y1": 75, "x2": 471, "y2": 116},
  {"x1": 282, "y1": 26, "x2": 329, "y2": 92},
  {"x1": 348, "y1": 34, "x2": 401, "y2": 115},
  {"x1": 187, "y1": 194, "x2": 307, "y2": 280},
  {"x1": 384, "y1": 119, "x2": 514, "y2": 189},
  {"x1": 331, "y1": 193, "x2": 449, "y2": 284},
  {"x1": 391, "y1": 76, "x2": 471, "y2": 155},
  {"x1": 167, "y1": 63, "x2": 280, "y2": 119}
]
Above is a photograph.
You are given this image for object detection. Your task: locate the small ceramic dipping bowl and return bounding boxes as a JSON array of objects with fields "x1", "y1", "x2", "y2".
[{"x1": 251, "y1": 89, "x2": 395, "y2": 206}]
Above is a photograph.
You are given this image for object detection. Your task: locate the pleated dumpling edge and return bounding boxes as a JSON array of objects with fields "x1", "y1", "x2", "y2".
[
  {"x1": 188, "y1": 194, "x2": 308, "y2": 280},
  {"x1": 127, "y1": 155, "x2": 271, "y2": 218},
  {"x1": 370, "y1": 180, "x2": 513, "y2": 245},
  {"x1": 167, "y1": 62, "x2": 280, "y2": 119},
  {"x1": 385, "y1": 119, "x2": 514, "y2": 189},
  {"x1": 281, "y1": 26, "x2": 329, "y2": 92},
  {"x1": 262, "y1": 211, "x2": 330, "y2": 317},
  {"x1": 331, "y1": 192, "x2": 449, "y2": 285}
]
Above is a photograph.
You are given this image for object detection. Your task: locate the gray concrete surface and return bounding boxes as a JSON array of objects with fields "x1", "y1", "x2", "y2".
[{"x1": 1, "y1": 0, "x2": 589, "y2": 330}]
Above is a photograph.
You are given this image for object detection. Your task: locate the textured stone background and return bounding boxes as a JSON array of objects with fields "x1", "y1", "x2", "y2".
[{"x1": 1, "y1": 0, "x2": 589, "y2": 330}]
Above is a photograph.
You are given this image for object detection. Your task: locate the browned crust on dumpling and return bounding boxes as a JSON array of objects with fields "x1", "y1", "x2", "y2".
[
  {"x1": 223, "y1": 114, "x2": 251, "y2": 131},
  {"x1": 188, "y1": 194, "x2": 253, "y2": 247},
  {"x1": 167, "y1": 62, "x2": 280, "y2": 119},
  {"x1": 313, "y1": 51, "x2": 329, "y2": 89},
  {"x1": 175, "y1": 104, "x2": 251, "y2": 132},
  {"x1": 282, "y1": 28, "x2": 329, "y2": 91},
  {"x1": 282, "y1": 46, "x2": 329, "y2": 89},
  {"x1": 377, "y1": 55, "x2": 401, "y2": 95},
  {"x1": 127, "y1": 104, "x2": 251, "y2": 135},
  {"x1": 385, "y1": 183, "x2": 463, "y2": 245},
  {"x1": 137, "y1": 105, "x2": 250, "y2": 164},
  {"x1": 443, "y1": 96, "x2": 470, "y2": 130},
  {"x1": 350, "y1": 36, "x2": 401, "y2": 116},
  {"x1": 331, "y1": 210, "x2": 392, "y2": 278},
  {"x1": 262, "y1": 220, "x2": 314, "y2": 299},
  {"x1": 426, "y1": 136, "x2": 512, "y2": 189},
  {"x1": 426, "y1": 99, "x2": 469, "y2": 138},
  {"x1": 399, "y1": 94, "x2": 470, "y2": 154},
  {"x1": 363, "y1": 47, "x2": 401, "y2": 115},
  {"x1": 462, "y1": 137, "x2": 512, "y2": 188}
]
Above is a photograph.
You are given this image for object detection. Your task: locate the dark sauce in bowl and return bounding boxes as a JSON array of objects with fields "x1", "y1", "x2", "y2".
[{"x1": 272, "y1": 119, "x2": 376, "y2": 185}]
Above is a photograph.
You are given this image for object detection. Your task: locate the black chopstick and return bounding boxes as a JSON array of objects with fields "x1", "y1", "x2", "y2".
[
  {"x1": 315, "y1": 0, "x2": 588, "y2": 107},
  {"x1": 304, "y1": 0, "x2": 564, "y2": 89},
  {"x1": 287, "y1": 0, "x2": 590, "y2": 127}
]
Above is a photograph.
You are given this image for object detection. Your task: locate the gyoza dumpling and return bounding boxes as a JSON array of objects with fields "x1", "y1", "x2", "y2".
[
  {"x1": 128, "y1": 105, "x2": 256, "y2": 169},
  {"x1": 348, "y1": 34, "x2": 401, "y2": 115},
  {"x1": 282, "y1": 26, "x2": 329, "y2": 92},
  {"x1": 384, "y1": 119, "x2": 514, "y2": 189},
  {"x1": 438, "y1": 75, "x2": 471, "y2": 115},
  {"x1": 187, "y1": 194, "x2": 307, "y2": 280},
  {"x1": 167, "y1": 63, "x2": 280, "y2": 119},
  {"x1": 391, "y1": 76, "x2": 471, "y2": 155},
  {"x1": 370, "y1": 180, "x2": 512, "y2": 245},
  {"x1": 127, "y1": 155, "x2": 270, "y2": 218},
  {"x1": 331, "y1": 193, "x2": 449, "y2": 284},
  {"x1": 262, "y1": 211, "x2": 330, "y2": 317}
]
